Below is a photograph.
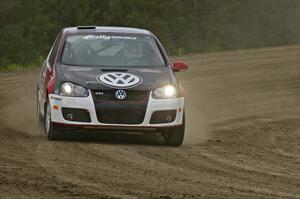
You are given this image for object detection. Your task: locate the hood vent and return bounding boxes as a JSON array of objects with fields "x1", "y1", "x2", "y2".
[{"x1": 101, "y1": 69, "x2": 128, "y2": 73}]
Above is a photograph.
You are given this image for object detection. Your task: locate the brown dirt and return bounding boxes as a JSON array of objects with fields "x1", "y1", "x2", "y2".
[{"x1": 0, "y1": 46, "x2": 299, "y2": 199}]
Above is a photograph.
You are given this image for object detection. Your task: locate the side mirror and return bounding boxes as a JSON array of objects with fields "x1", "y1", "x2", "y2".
[{"x1": 172, "y1": 61, "x2": 188, "y2": 72}]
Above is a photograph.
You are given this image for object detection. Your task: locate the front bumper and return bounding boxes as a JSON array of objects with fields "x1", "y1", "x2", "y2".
[{"x1": 49, "y1": 91, "x2": 184, "y2": 130}]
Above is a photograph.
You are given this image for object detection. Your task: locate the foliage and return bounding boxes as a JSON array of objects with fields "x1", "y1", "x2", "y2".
[{"x1": 1, "y1": 0, "x2": 300, "y2": 68}]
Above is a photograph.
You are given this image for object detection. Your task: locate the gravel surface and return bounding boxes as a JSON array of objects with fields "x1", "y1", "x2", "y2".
[{"x1": 0, "y1": 46, "x2": 299, "y2": 199}]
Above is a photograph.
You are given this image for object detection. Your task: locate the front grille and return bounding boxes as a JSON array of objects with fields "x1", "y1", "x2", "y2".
[
  {"x1": 93, "y1": 90, "x2": 149, "y2": 101},
  {"x1": 92, "y1": 89, "x2": 149, "y2": 125},
  {"x1": 96, "y1": 108, "x2": 146, "y2": 124}
]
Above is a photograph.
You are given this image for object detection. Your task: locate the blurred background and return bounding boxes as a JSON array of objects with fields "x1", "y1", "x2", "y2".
[{"x1": 1, "y1": 0, "x2": 300, "y2": 70}]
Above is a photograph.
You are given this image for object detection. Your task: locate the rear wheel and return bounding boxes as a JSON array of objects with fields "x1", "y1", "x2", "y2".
[
  {"x1": 45, "y1": 100, "x2": 64, "y2": 140},
  {"x1": 162, "y1": 113, "x2": 185, "y2": 146}
]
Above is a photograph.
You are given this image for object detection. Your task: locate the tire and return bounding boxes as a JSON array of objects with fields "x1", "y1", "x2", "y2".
[
  {"x1": 163, "y1": 112, "x2": 185, "y2": 146},
  {"x1": 37, "y1": 89, "x2": 43, "y2": 123},
  {"x1": 45, "y1": 100, "x2": 64, "y2": 140}
]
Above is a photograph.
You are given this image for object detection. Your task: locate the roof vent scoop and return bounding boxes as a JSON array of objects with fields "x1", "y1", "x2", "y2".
[
  {"x1": 77, "y1": 26, "x2": 96, "y2": 30},
  {"x1": 101, "y1": 69, "x2": 128, "y2": 72}
]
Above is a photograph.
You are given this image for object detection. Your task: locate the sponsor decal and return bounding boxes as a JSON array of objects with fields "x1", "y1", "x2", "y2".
[
  {"x1": 95, "y1": 91, "x2": 104, "y2": 96},
  {"x1": 50, "y1": 96, "x2": 62, "y2": 101},
  {"x1": 111, "y1": 36, "x2": 137, "y2": 40},
  {"x1": 96, "y1": 72, "x2": 142, "y2": 89},
  {"x1": 83, "y1": 35, "x2": 111, "y2": 40},
  {"x1": 83, "y1": 35, "x2": 137, "y2": 40}
]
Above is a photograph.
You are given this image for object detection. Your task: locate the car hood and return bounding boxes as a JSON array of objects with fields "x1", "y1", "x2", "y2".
[{"x1": 59, "y1": 65, "x2": 173, "y2": 90}]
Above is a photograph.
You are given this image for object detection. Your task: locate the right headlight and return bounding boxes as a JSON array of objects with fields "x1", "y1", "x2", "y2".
[
  {"x1": 60, "y1": 82, "x2": 89, "y2": 97},
  {"x1": 152, "y1": 85, "x2": 178, "y2": 99}
]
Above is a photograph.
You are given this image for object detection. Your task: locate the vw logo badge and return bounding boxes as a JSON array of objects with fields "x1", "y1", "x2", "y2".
[
  {"x1": 97, "y1": 72, "x2": 142, "y2": 88},
  {"x1": 115, "y1": 90, "x2": 127, "y2": 100}
]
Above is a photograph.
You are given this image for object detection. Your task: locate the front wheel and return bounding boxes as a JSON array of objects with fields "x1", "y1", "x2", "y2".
[
  {"x1": 162, "y1": 113, "x2": 185, "y2": 146},
  {"x1": 45, "y1": 100, "x2": 64, "y2": 140},
  {"x1": 37, "y1": 89, "x2": 44, "y2": 125}
]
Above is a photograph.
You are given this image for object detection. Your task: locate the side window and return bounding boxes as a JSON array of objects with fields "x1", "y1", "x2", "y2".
[{"x1": 48, "y1": 33, "x2": 62, "y2": 68}]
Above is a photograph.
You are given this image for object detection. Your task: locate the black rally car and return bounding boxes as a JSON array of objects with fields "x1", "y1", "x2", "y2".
[{"x1": 37, "y1": 26, "x2": 188, "y2": 146}]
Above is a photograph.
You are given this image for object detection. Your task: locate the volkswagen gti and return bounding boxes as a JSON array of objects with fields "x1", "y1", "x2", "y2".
[{"x1": 37, "y1": 26, "x2": 188, "y2": 146}]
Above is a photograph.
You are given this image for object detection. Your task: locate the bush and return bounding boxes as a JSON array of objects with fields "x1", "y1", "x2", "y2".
[{"x1": 1, "y1": 0, "x2": 300, "y2": 70}]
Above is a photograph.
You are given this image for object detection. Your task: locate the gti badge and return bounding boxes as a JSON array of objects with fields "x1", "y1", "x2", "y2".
[
  {"x1": 115, "y1": 90, "x2": 127, "y2": 100},
  {"x1": 97, "y1": 72, "x2": 142, "y2": 88}
]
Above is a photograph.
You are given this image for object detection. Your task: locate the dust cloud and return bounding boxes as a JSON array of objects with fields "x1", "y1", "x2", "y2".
[
  {"x1": 1, "y1": 75, "x2": 40, "y2": 136},
  {"x1": 184, "y1": 102, "x2": 210, "y2": 145}
]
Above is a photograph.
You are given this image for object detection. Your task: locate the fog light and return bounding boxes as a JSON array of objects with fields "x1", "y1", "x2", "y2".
[
  {"x1": 150, "y1": 110, "x2": 177, "y2": 124},
  {"x1": 166, "y1": 115, "x2": 173, "y2": 122},
  {"x1": 62, "y1": 108, "x2": 91, "y2": 122},
  {"x1": 66, "y1": 113, "x2": 73, "y2": 120}
]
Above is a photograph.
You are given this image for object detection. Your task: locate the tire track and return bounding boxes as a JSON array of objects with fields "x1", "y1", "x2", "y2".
[{"x1": 0, "y1": 46, "x2": 300, "y2": 198}]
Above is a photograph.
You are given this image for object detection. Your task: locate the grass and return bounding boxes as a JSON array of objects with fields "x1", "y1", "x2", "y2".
[{"x1": 0, "y1": 63, "x2": 41, "y2": 73}]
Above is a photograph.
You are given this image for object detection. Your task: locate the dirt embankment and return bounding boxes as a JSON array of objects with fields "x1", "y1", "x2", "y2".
[{"x1": 0, "y1": 46, "x2": 299, "y2": 199}]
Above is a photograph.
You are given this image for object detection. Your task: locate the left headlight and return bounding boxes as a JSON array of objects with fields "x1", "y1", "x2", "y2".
[
  {"x1": 152, "y1": 85, "x2": 178, "y2": 99},
  {"x1": 60, "y1": 82, "x2": 89, "y2": 97}
]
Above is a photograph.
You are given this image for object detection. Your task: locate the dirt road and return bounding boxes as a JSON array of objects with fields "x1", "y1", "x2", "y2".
[{"x1": 0, "y1": 46, "x2": 299, "y2": 199}]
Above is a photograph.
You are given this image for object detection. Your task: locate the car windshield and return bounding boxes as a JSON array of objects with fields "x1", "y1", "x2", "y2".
[{"x1": 61, "y1": 34, "x2": 166, "y2": 67}]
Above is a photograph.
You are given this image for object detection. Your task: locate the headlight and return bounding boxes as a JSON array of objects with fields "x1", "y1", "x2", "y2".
[
  {"x1": 152, "y1": 85, "x2": 177, "y2": 99},
  {"x1": 60, "y1": 82, "x2": 89, "y2": 97}
]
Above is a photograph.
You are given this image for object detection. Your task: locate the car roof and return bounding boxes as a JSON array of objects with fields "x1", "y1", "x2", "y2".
[{"x1": 63, "y1": 26, "x2": 152, "y2": 35}]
